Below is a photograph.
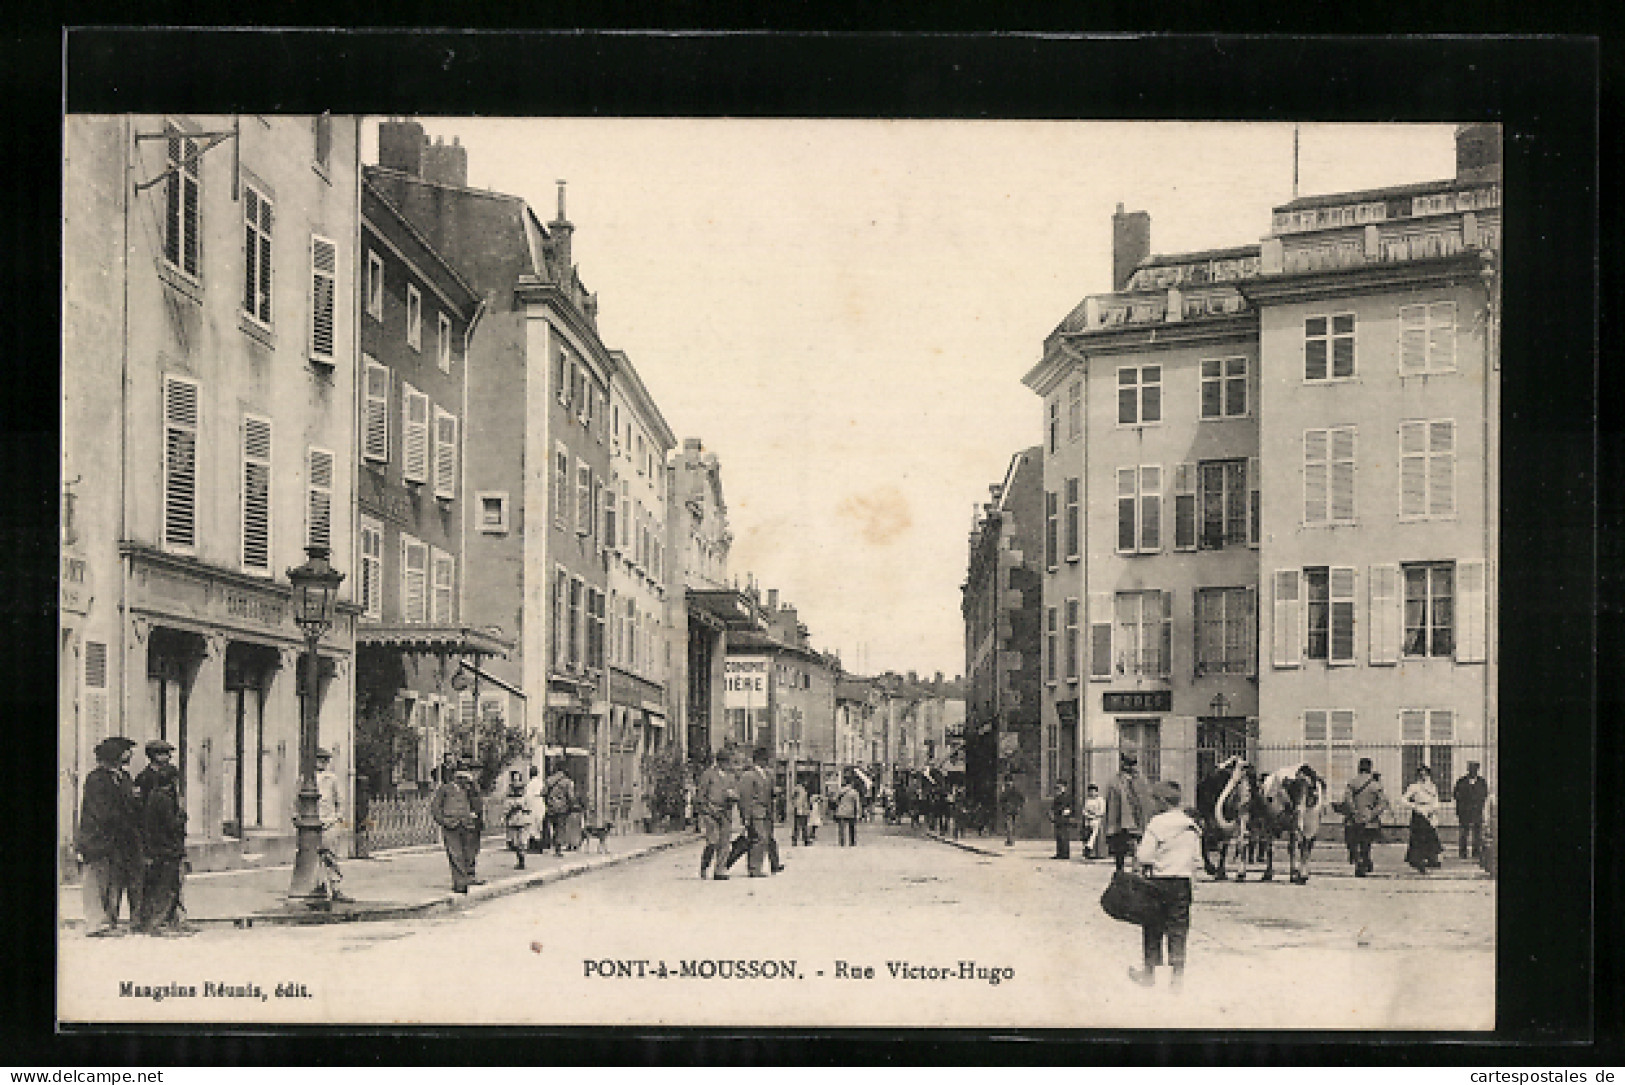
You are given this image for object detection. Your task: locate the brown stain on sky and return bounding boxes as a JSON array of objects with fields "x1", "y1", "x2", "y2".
[{"x1": 837, "y1": 487, "x2": 912, "y2": 546}]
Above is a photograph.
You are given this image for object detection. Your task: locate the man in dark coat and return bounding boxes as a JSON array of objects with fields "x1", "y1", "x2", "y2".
[
  {"x1": 1104, "y1": 752, "x2": 1152, "y2": 872},
  {"x1": 1341, "y1": 757, "x2": 1388, "y2": 877},
  {"x1": 1452, "y1": 761, "x2": 1489, "y2": 860},
  {"x1": 695, "y1": 747, "x2": 737, "y2": 880},
  {"x1": 75, "y1": 736, "x2": 143, "y2": 936},
  {"x1": 430, "y1": 762, "x2": 486, "y2": 893},
  {"x1": 136, "y1": 740, "x2": 194, "y2": 935},
  {"x1": 726, "y1": 747, "x2": 781, "y2": 877},
  {"x1": 542, "y1": 764, "x2": 577, "y2": 858},
  {"x1": 1051, "y1": 780, "x2": 1075, "y2": 860},
  {"x1": 1000, "y1": 776, "x2": 1025, "y2": 846}
]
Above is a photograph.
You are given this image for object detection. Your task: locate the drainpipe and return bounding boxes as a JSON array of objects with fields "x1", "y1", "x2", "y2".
[{"x1": 1480, "y1": 251, "x2": 1498, "y2": 786}]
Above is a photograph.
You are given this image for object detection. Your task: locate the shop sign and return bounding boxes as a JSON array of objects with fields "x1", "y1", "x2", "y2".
[
  {"x1": 1103, "y1": 689, "x2": 1172, "y2": 713},
  {"x1": 61, "y1": 553, "x2": 92, "y2": 615},
  {"x1": 724, "y1": 656, "x2": 769, "y2": 708}
]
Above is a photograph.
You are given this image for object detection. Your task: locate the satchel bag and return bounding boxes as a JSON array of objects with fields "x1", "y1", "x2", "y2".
[{"x1": 1100, "y1": 870, "x2": 1163, "y2": 927}]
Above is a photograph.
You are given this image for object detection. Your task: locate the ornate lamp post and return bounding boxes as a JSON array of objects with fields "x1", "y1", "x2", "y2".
[{"x1": 286, "y1": 545, "x2": 345, "y2": 901}]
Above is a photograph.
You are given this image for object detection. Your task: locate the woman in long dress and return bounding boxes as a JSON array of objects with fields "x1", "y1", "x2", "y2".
[{"x1": 1402, "y1": 765, "x2": 1444, "y2": 874}]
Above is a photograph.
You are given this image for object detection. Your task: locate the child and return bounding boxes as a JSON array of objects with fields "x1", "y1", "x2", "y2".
[
  {"x1": 1128, "y1": 779, "x2": 1201, "y2": 990},
  {"x1": 1081, "y1": 783, "x2": 1106, "y2": 859}
]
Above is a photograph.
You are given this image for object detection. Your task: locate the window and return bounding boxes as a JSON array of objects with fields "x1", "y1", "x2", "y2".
[
  {"x1": 1089, "y1": 594, "x2": 1113, "y2": 680},
  {"x1": 405, "y1": 284, "x2": 422, "y2": 351},
  {"x1": 551, "y1": 569, "x2": 568, "y2": 669},
  {"x1": 1117, "y1": 365, "x2": 1161, "y2": 425},
  {"x1": 605, "y1": 482, "x2": 618, "y2": 550},
  {"x1": 568, "y1": 578, "x2": 583, "y2": 669},
  {"x1": 84, "y1": 642, "x2": 109, "y2": 736},
  {"x1": 556, "y1": 345, "x2": 571, "y2": 408},
  {"x1": 1116, "y1": 465, "x2": 1162, "y2": 554},
  {"x1": 1115, "y1": 590, "x2": 1171, "y2": 677},
  {"x1": 1048, "y1": 399, "x2": 1060, "y2": 453},
  {"x1": 1044, "y1": 491, "x2": 1058, "y2": 568},
  {"x1": 433, "y1": 407, "x2": 457, "y2": 500},
  {"x1": 1401, "y1": 708, "x2": 1455, "y2": 793},
  {"x1": 1118, "y1": 720, "x2": 1161, "y2": 782},
  {"x1": 625, "y1": 597, "x2": 637, "y2": 668},
  {"x1": 313, "y1": 114, "x2": 332, "y2": 170},
  {"x1": 1043, "y1": 721, "x2": 1059, "y2": 799},
  {"x1": 1399, "y1": 301, "x2": 1457, "y2": 376},
  {"x1": 1064, "y1": 598, "x2": 1080, "y2": 681},
  {"x1": 362, "y1": 359, "x2": 389, "y2": 463},
  {"x1": 554, "y1": 446, "x2": 569, "y2": 528},
  {"x1": 587, "y1": 588, "x2": 606, "y2": 671},
  {"x1": 1304, "y1": 709, "x2": 1357, "y2": 798},
  {"x1": 1304, "y1": 566, "x2": 1356, "y2": 663},
  {"x1": 1067, "y1": 380, "x2": 1082, "y2": 440},
  {"x1": 306, "y1": 446, "x2": 334, "y2": 553},
  {"x1": 477, "y1": 492, "x2": 510, "y2": 534},
  {"x1": 1304, "y1": 427, "x2": 1357, "y2": 525},
  {"x1": 365, "y1": 251, "x2": 383, "y2": 320},
  {"x1": 1195, "y1": 587, "x2": 1255, "y2": 676},
  {"x1": 164, "y1": 127, "x2": 201, "y2": 278},
  {"x1": 1248, "y1": 457, "x2": 1261, "y2": 547},
  {"x1": 438, "y1": 313, "x2": 452, "y2": 373},
  {"x1": 163, "y1": 376, "x2": 199, "y2": 551},
  {"x1": 358, "y1": 517, "x2": 383, "y2": 620},
  {"x1": 636, "y1": 434, "x2": 647, "y2": 472},
  {"x1": 1271, "y1": 569, "x2": 1302, "y2": 668},
  {"x1": 309, "y1": 235, "x2": 337, "y2": 364},
  {"x1": 400, "y1": 535, "x2": 428, "y2": 623},
  {"x1": 577, "y1": 462, "x2": 593, "y2": 536},
  {"x1": 1064, "y1": 477, "x2": 1080, "y2": 560},
  {"x1": 480, "y1": 691, "x2": 509, "y2": 729},
  {"x1": 1173, "y1": 464, "x2": 1197, "y2": 551},
  {"x1": 1200, "y1": 357, "x2": 1247, "y2": 419},
  {"x1": 573, "y1": 367, "x2": 587, "y2": 422},
  {"x1": 1403, "y1": 561, "x2": 1454, "y2": 658},
  {"x1": 580, "y1": 376, "x2": 593, "y2": 428},
  {"x1": 402, "y1": 384, "x2": 429, "y2": 483},
  {"x1": 1198, "y1": 459, "x2": 1247, "y2": 549},
  {"x1": 242, "y1": 184, "x2": 273, "y2": 325},
  {"x1": 1304, "y1": 314, "x2": 1355, "y2": 380},
  {"x1": 1045, "y1": 606, "x2": 1058, "y2": 684},
  {"x1": 240, "y1": 416, "x2": 272, "y2": 573},
  {"x1": 431, "y1": 548, "x2": 454, "y2": 624},
  {"x1": 1400, "y1": 419, "x2": 1456, "y2": 519}
]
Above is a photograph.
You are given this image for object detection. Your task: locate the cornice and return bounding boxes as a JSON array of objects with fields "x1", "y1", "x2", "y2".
[{"x1": 1238, "y1": 253, "x2": 1488, "y2": 305}]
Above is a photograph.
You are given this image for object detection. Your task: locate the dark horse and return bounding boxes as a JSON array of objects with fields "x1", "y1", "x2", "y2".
[{"x1": 1196, "y1": 756, "x2": 1260, "y2": 880}]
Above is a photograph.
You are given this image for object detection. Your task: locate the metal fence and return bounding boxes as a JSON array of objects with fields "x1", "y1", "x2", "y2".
[
  {"x1": 357, "y1": 792, "x2": 513, "y2": 853},
  {"x1": 1080, "y1": 742, "x2": 1492, "y2": 827}
]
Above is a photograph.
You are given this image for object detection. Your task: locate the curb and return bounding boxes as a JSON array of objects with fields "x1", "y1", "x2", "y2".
[
  {"x1": 63, "y1": 835, "x2": 701, "y2": 930},
  {"x1": 921, "y1": 831, "x2": 1006, "y2": 858}
]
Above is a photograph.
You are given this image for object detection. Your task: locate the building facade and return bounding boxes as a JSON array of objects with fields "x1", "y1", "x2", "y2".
[{"x1": 63, "y1": 114, "x2": 362, "y2": 871}]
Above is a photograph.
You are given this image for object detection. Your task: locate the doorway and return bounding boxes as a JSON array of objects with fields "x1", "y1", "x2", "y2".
[
  {"x1": 224, "y1": 643, "x2": 280, "y2": 837},
  {"x1": 1116, "y1": 718, "x2": 1162, "y2": 782},
  {"x1": 1197, "y1": 716, "x2": 1252, "y2": 782}
]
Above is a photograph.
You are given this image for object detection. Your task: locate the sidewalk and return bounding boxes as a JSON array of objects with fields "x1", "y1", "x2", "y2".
[
  {"x1": 60, "y1": 830, "x2": 701, "y2": 929},
  {"x1": 918, "y1": 828, "x2": 1492, "y2": 880}
]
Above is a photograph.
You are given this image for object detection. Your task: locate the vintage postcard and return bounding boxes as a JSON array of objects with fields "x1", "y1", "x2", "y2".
[{"x1": 59, "y1": 107, "x2": 1501, "y2": 1030}]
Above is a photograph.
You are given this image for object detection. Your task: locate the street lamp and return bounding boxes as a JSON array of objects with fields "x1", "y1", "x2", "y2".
[{"x1": 286, "y1": 545, "x2": 345, "y2": 902}]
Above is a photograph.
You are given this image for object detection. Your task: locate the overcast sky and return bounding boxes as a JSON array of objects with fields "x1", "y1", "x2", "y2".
[{"x1": 364, "y1": 120, "x2": 1458, "y2": 679}]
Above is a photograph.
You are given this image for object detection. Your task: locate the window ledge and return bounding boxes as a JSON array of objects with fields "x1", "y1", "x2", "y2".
[
  {"x1": 158, "y1": 263, "x2": 203, "y2": 306},
  {"x1": 239, "y1": 313, "x2": 275, "y2": 349}
]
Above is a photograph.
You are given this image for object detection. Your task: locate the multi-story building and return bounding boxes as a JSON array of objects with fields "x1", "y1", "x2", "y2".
[
  {"x1": 351, "y1": 176, "x2": 507, "y2": 800},
  {"x1": 725, "y1": 589, "x2": 838, "y2": 802},
  {"x1": 961, "y1": 447, "x2": 1045, "y2": 831},
  {"x1": 63, "y1": 114, "x2": 362, "y2": 871},
  {"x1": 604, "y1": 350, "x2": 677, "y2": 829},
  {"x1": 367, "y1": 121, "x2": 616, "y2": 814},
  {"x1": 1240, "y1": 125, "x2": 1500, "y2": 804}
]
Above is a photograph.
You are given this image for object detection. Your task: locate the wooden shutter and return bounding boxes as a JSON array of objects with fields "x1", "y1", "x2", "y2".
[
  {"x1": 166, "y1": 130, "x2": 200, "y2": 277},
  {"x1": 84, "y1": 641, "x2": 109, "y2": 735},
  {"x1": 406, "y1": 285, "x2": 421, "y2": 350},
  {"x1": 306, "y1": 447, "x2": 334, "y2": 552},
  {"x1": 1117, "y1": 468, "x2": 1136, "y2": 553},
  {"x1": 1247, "y1": 456, "x2": 1261, "y2": 547},
  {"x1": 359, "y1": 518, "x2": 382, "y2": 619},
  {"x1": 1399, "y1": 304, "x2": 1427, "y2": 375},
  {"x1": 163, "y1": 376, "x2": 200, "y2": 550},
  {"x1": 1304, "y1": 428, "x2": 1329, "y2": 524},
  {"x1": 402, "y1": 385, "x2": 429, "y2": 483},
  {"x1": 1272, "y1": 569, "x2": 1301, "y2": 668},
  {"x1": 243, "y1": 186, "x2": 273, "y2": 324},
  {"x1": 1046, "y1": 490, "x2": 1059, "y2": 566},
  {"x1": 1139, "y1": 465, "x2": 1162, "y2": 552},
  {"x1": 1330, "y1": 427, "x2": 1357, "y2": 523},
  {"x1": 241, "y1": 416, "x2": 272, "y2": 572},
  {"x1": 1428, "y1": 420, "x2": 1456, "y2": 516},
  {"x1": 433, "y1": 407, "x2": 458, "y2": 499},
  {"x1": 1064, "y1": 477, "x2": 1080, "y2": 559},
  {"x1": 438, "y1": 313, "x2": 452, "y2": 372},
  {"x1": 402, "y1": 536, "x2": 428, "y2": 622},
  {"x1": 1173, "y1": 463, "x2": 1197, "y2": 551},
  {"x1": 1158, "y1": 589, "x2": 1173, "y2": 677},
  {"x1": 1400, "y1": 421, "x2": 1428, "y2": 518},
  {"x1": 1368, "y1": 563, "x2": 1401, "y2": 664},
  {"x1": 578, "y1": 464, "x2": 593, "y2": 535},
  {"x1": 1329, "y1": 566, "x2": 1357, "y2": 665},
  {"x1": 363, "y1": 360, "x2": 389, "y2": 462},
  {"x1": 1428, "y1": 301, "x2": 1456, "y2": 371},
  {"x1": 310, "y1": 235, "x2": 337, "y2": 363},
  {"x1": 1089, "y1": 592, "x2": 1113, "y2": 680},
  {"x1": 1457, "y1": 559, "x2": 1488, "y2": 663},
  {"x1": 1244, "y1": 585, "x2": 1259, "y2": 676},
  {"x1": 431, "y1": 549, "x2": 455, "y2": 624},
  {"x1": 1400, "y1": 708, "x2": 1427, "y2": 744}
]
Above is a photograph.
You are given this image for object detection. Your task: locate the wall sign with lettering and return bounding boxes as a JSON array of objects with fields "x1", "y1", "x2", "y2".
[{"x1": 1103, "y1": 690, "x2": 1172, "y2": 714}]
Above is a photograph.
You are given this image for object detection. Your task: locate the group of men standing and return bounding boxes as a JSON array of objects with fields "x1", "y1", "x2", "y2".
[
  {"x1": 74, "y1": 735, "x2": 193, "y2": 936},
  {"x1": 695, "y1": 744, "x2": 785, "y2": 880}
]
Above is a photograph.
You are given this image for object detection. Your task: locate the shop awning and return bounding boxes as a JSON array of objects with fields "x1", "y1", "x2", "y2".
[
  {"x1": 356, "y1": 623, "x2": 514, "y2": 657},
  {"x1": 686, "y1": 588, "x2": 767, "y2": 632}
]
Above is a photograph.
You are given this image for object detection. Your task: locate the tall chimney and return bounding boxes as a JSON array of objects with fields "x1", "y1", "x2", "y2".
[
  {"x1": 1455, "y1": 124, "x2": 1502, "y2": 183},
  {"x1": 377, "y1": 118, "x2": 427, "y2": 176},
  {"x1": 767, "y1": 588, "x2": 779, "y2": 611},
  {"x1": 550, "y1": 179, "x2": 574, "y2": 276},
  {"x1": 421, "y1": 132, "x2": 468, "y2": 187},
  {"x1": 1112, "y1": 202, "x2": 1151, "y2": 291}
]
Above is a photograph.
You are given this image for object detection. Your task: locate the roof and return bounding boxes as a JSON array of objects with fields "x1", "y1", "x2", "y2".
[
  {"x1": 610, "y1": 350, "x2": 677, "y2": 451},
  {"x1": 361, "y1": 180, "x2": 482, "y2": 319},
  {"x1": 687, "y1": 588, "x2": 765, "y2": 632},
  {"x1": 1274, "y1": 176, "x2": 1482, "y2": 213},
  {"x1": 1137, "y1": 243, "x2": 1261, "y2": 269}
]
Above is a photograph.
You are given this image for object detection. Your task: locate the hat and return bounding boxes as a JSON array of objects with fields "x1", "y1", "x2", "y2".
[
  {"x1": 1119, "y1": 751, "x2": 1138, "y2": 768},
  {"x1": 144, "y1": 738, "x2": 175, "y2": 756},
  {"x1": 94, "y1": 736, "x2": 136, "y2": 762},
  {"x1": 315, "y1": 747, "x2": 333, "y2": 760},
  {"x1": 1151, "y1": 780, "x2": 1182, "y2": 809},
  {"x1": 1467, "y1": 761, "x2": 1481, "y2": 772}
]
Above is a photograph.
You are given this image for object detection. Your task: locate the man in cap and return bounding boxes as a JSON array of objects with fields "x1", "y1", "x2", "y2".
[
  {"x1": 1051, "y1": 780, "x2": 1075, "y2": 860},
  {"x1": 310, "y1": 747, "x2": 351, "y2": 902},
  {"x1": 430, "y1": 759, "x2": 486, "y2": 892},
  {"x1": 1104, "y1": 751, "x2": 1152, "y2": 872},
  {"x1": 695, "y1": 746, "x2": 737, "y2": 880},
  {"x1": 1128, "y1": 779, "x2": 1202, "y2": 990},
  {"x1": 1452, "y1": 761, "x2": 1489, "y2": 861},
  {"x1": 727, "y1": 747, "x2": 781, "y2": 877},
  {"x1": 1341, "y1": 756, "x2": 1388, "y2": 877},
  {"x1": 999, "y1": 775, "x2": 1025, "y2": 847},
  {"x1": 135, "y1": 740, "x2": 194, "y2": 935},
  {"x1": 75, "y1": 736, "x2": 143, "y2": 936}
]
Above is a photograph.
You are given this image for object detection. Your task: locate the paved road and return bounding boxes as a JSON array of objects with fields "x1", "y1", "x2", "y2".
[{"x1": 59, "y1": 827, "x2": 1492, "y2": 1029}]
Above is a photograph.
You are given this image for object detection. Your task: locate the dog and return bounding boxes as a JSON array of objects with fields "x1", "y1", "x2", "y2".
[{"x1": 581, "y1": 823, "x2": 612, "y2": 854}]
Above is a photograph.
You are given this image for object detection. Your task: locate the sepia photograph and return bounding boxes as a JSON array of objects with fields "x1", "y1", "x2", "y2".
[{"x1": 53, "y1": 106, "x2": 1511, "y2": 1031}]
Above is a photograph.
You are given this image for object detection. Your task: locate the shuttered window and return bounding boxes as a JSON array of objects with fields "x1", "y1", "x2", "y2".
[
  {"x1": 1403, "y1": 561, "x2": 1455, "y2": 658},
  {"x1": 306, "y1": 446, "x2": 334, "y2": 552},
  {"x1": 1330, "y1": 566, "x2": 1357, "y2": 664},
  {"x1": 1272, "y1": 569, "x2": 1301, "y2": 667},
  {"x1": 1045, "y1": 606, "x2": 1058, "y2": 684},
  {"x1": 1248, "y1": 458, "x2": 1262, "y2": 547},
  {"x1": 362, "y1": 359, "x2": 389, "y2": 463},
  {"x1": 1115, "y1": 590, "x2": 1170, "y2": 677},
  {"x1": 84, "y1": 641, "x2": 110, "y2": 736},
  {"x1": 1304, "y1": 709, "x2": 1357, "y2": 798},
  {"x1": 164, "y1": 128, "x2": 201, "y2": 278},
  {"x1": 402, "y1": 384, "x2": 429, "y2": 483},
  {"x1": 554, "y1": 446, "x2": 569, "y2": 528},
  {"x1": 163, "y1": 376, "x2": 200, "y2": 551},
  {"x1": 405, "y1": 284, "x2": 421, "y2": 351},
  {"x1": 1304, "y1": 429, "x2": 1356, "y2": 525},
  {"x1": 1399, "y1": 301, "x2": 1457, "y2": 375},
  {"x1": 309, "y1": 236, "x2": 337, "y2": 364},
  {"x1": 431, "y1": 547, "x2": 455, "y2": 624},
  {"x1": 365, "y1": 251, "x2": 383, "y2": 321},
  {"x1": 552, "y1": 568, "x2": 569, "y2": 669},
  {"x1": 1400, "y1": 419, "x2": 1456, "y2": 519},
  {"x1": 1305, "y1": 313, "x2": 1355, "y2": 381},
  {"x1": 568, "y1": 578, "x2": 583, "y2": 669},
  {"x1": 1456, "y1": 559, "x2": 1488, "y2": 663},
  {"x1": 400, "y1": 535, "x2": 428, "y2": 623},
  {"x1": 577, "y1": 462, "x2": 593, "y2": 536},
  {"x1": 1063, "y1": 477, "x2": 1080, "y2": 560},
  {"x1": 438, "y1": 312, "x2": 452, "y2": 373},
  {"x1": 242, "y1": 184, "x2": 273, "y2": 324},
  {"x1": 1368, "y1": 564, "x2": 1401, "y2": 664},
  {"x1": 587, "y1": 588, "x2": 606, "y2": 671},
  {"x1": 605, "y1": 481, "x2": 618, "y2": 552},
  {"x1": 1173, "y1": 463, "x2": 1197, "y2": 551},
  {"x1": 433, "y1": 407, "x2": 458, "y2": 500},
  {"x1": 239, "y1": 416, "x2": 272, "y2": 572},
  {"x1": 1089, "y1": 593, "x2": 1113, "y2": 680},
  {"x1": 1198, "y1": 459, "x2": 1246, "y2": 549},
  {"x1": 358, "y1": 517, "x2": 383, "y2": 620},
  {"x1": 1064, "y1": 597, "x2": 1080, "y2": 681},
  {"x1": 1401, "y1": 709, "x2": 1455, "y2": 790},
  {"x1": 1045, "y1": 490, "x2": 1059, "y2": 568},
  {"x1": 1067, "y1": 379, "x2": 1082, "y2": 440}
]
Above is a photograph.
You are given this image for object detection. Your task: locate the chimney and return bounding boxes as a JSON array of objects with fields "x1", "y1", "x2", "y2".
[
  {"x1": 550, "y1": 180, "x2": 574, "y2": 274},
  {"x1": 421, "y1": 132, "x2": 468, "y2": 187},
  {"x1": 684, "y1": 437, "x2": 703, "y2": 454},
  {"x1": 767, "y1": 589, "x2": 779, "y2": 611},
  {"x1": 377, "y1": 118, "x2": 427, "y2": 176},
  {"x1": 1112, "y1": 202, "x2": 1151, "y2": 291},
  {"x1": 1455, "y1": 124, "x2": 1502, "y2": 183}
]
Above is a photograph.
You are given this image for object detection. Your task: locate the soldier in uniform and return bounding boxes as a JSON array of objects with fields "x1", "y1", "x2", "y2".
[
  {"x1": 726, "y1": 747, "x2": 782, "y2": 877},
  {"x1": 695, "y1": 747, "x2": 738, "y2": 881}
]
